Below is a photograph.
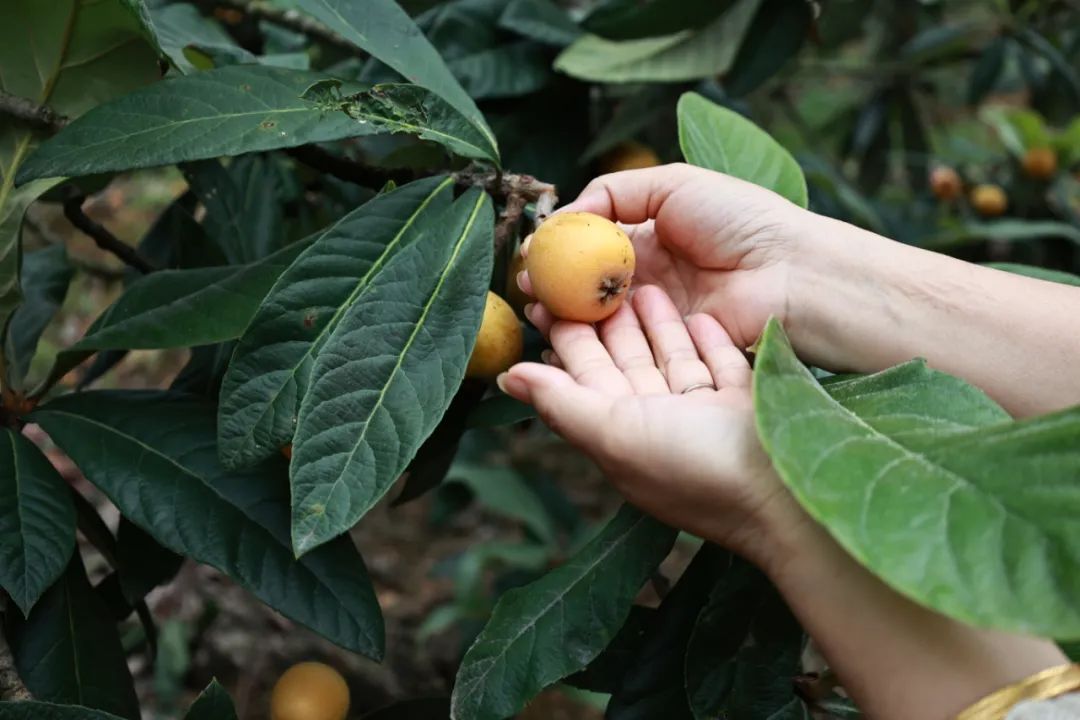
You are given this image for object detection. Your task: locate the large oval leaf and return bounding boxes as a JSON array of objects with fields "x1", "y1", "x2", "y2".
[
  {"x1": 71, "y1": 238, "x2": 311, "y2": 351},
  {"x1": 30, "y1": 391, "x2": 384, "y2": 658},
  {"x1": 677, "y1": 92, "x2": 807, "y2": 208},
  {"x1": 0, "y1": 429, "x2": 76, "y2": 616},
  {"x1": 292, "y1": 0, "x2": 498, "y2": 161},
  {"x1": 290, "y1": 189, "x2": 494, "y2": 555},
  {"x1": 584, "y1": 0, "x2": 730, "y2": 40},
  {"x1": 5, "y1": 244, "x2": 72, "y2": 389},
  {"x1": 218, "y1": 176, "x2": 454, "y2": 470},
  {"x1": 754, "y1": 318, "x2": 1080, "y2": 638},
  {"x1": 183, "y1": 680, "x2": 237, "y2": 720},
  {"x1": 450, "y1": 505, "x2": 677, "y2": 720},
  {"x1": 554, "y1": 0, "x2": 759, "y2": 84},
  {"x1": 7, "y1": 556, "x2": 139, "y2": 719},
  {"x1": 722, "y1": 0, "x2": 811, "y2": 97},
  {"x1": 17, "y1": 65, "x2": 495, "y2": 183}
]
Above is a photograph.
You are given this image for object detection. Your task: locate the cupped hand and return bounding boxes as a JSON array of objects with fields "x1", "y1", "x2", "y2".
[
  {"x1": 518, "y1": 164, "x2": 810, "y2": 351},
  {"x1": 498, "y1": 284, "x2": 799, "y2": 562}
]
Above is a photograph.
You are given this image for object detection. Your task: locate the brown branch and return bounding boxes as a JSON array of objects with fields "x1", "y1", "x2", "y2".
[
  {"x1": 285, "y1": 145, "x2": 416, "y2": 188},
  {"x1": 494, "y1": 192, "x2": 526, "y2": 255},
  {"x1": 0, "y1": 90, "x2": 68, "y2": 133},
  {"x1": 62, "y1": 195, "x2": 156, "y2": 275},
  {"x1": 201, "y1": 0, "x2": 358, "y2": 56},
  {"x1": 453, "y1": 168, "x2": 558, "y2": 229}
]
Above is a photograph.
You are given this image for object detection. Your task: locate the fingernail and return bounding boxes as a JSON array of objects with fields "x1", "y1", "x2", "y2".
[
  {"x1": 496, "y1": 372, "x2": 527, "y2": 399},
  {"x1": 516, "y1": 271, "x2": 528, "y2": 292},
  {"x1": 541, "y1": 349, "x2": 554, "y2": 364},
  {"x1": 524, "y1": 303, "x2": 536, "y2": 321}
]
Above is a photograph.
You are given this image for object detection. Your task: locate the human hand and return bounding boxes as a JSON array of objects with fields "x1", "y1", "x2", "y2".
[
  {"x1": 498, "y1": 284, "x2": 801, "y2": 562},
  {"x1": 518, "y1": 164, "x2": 811, "y2": 351}
]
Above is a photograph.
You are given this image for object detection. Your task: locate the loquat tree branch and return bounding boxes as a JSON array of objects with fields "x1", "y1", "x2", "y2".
[
  {"x1": 199, "y1": 0, "x2": 359, "y2": 56},
  {"x1": 0, "y1": 90, "x2": 68, "y2": 133},
  {"x1": 62, "y1": 195, "x2": 157, "y2": 275},
  {"x1": 285, "y1": 145, "x2": 417, "y2": 187}
]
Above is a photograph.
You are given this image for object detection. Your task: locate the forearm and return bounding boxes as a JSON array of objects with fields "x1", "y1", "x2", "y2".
[
  {"x1": 788, "y1": 214, "x2": 1080, "y2": 417},
  {"x1": 757, "y1": 502, "x2": 1066, "y2": 720}
]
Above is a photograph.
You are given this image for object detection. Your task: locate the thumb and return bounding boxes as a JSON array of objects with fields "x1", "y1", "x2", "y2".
[{"x1": 497, "y1": 363, "x2": 610, "y2": 447}]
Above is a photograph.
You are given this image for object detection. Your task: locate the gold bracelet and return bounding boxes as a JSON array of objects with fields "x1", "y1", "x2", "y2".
[{"x1": 956, "y1": 663, "x2": 1080, "y2": 720}]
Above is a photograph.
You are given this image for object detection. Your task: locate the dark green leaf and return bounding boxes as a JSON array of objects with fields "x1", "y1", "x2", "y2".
[
  {"x1": 555, "y1": 0, "x2": 760, "y2": 83},
  {"x1": 218, "y1": 176, "x2": 454, "y2": 469},
  {"x1": 924, "y1": 220, "x2": 1080, "y2": 249},
  {"x1": 137, "y1": 2, "x2": 250, "y2": 74},
  {"x1": 723, "y1": 0, "x2": 811, "y2": 97},
  {"x1": 449, "y1": 41, "x2": 552, "y2": 100},
  {"x1": 7, "y1": 555, "x2": 139, "y2": 718},
  {"x1": 899, "y1": 25, "x2": 977, "y2": 66},
  {"x1": 566, "y1": 606, "x2": 656, "y2": 693},
  {"x1": 291, "y1": 0, "x2": 498, "y2": 161},
  {"x1": 30, "y1": 391, "x2": 384, "y2": 658},
  {"x1": 0, "y1": 702, "x2": 126, "y2": 720},
  {"x1": 678, "y1": 92, "x2": 808, "y2": 208},
  {"x1": 446, "y1": 462, "x2": 556, "y2": 545},
  {"x1": 754, "y1": 318, "x2": 1080, "y2": 638},
  {"x1": 968, "y1": 37, "x2": 1007, "y2": 106},
  {"x1": 116, "y1": 518, "x2": 185, "y2": 602},
  {"x1": 181, "y1": 156, "x2": 284, "y2": 265},
  {"x1": 896, "y1": 89, "x2": 929, "y2": 193},
  {"x1": 581, "y1": 85, "x2": 677, "y2": 163},
  {"x1": 584, "y1": 0, "x2": 730, "y2": 41},
  {"x1": 466, "y1": 393, "x2": 536, "y2": 428},
  {"x1": 5, "y1": 244, "x2": 71, "y2": 388},
  {"x1": 498, "y1": 0, "x2": 582, "y2": 47},
  {"x1": 17, "y1": 66, "x2": 495, "y2": 184},
  {"x1": 607, "y1": 545, "x2": 728, "y2": 720},
  {"x1": 184, "y1": 680, "x2": 237, "y2": 720},
  {"x1": 290, "y1": 190, "x2": 494, "y2": 554},
  {"x1": 0, "y1": 429, "x2": 76, "y2": 616},
  {"x1": 451, "y1": 505, "x2": 677, "y2": 720},
  {"x1": 71, "y1": 238, "x2": 311, "y2": 351},
  {"x1": 134, "y1": 191, "x2": 221, "y2": 271},
  {"x1": 171, "y1": 342, "x2": 235, "y2": 398},
  {"x1": 685, "y1": 557, "x2": 765, "y2": 718},
  {"x1": 982, "y1": 263, "x2": 1080, "y2": 287},
  {"x1": 396, "y1": 379, "x2": 487, "y2": 505},
  {"x1": 1016, "y1": 28, "x2": 1080, "y2": 103}
]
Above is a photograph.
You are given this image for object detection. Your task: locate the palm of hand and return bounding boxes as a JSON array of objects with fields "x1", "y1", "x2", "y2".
[{"x1": 503, "y1": 285, "x2": 785, "y2": 550}]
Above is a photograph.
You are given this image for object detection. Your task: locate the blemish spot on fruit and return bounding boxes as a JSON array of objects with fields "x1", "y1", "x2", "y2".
[{"x1": 596, "y1": 274, "x2": 630, "y2": 304}]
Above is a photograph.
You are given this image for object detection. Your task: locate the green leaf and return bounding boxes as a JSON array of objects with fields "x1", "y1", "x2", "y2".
[
  {"x1": 218, "y1": 176, "x2": 454, "y2": 469},
  {"x1": 924, "y1": 220, "x2": 1080, "y2": 249},
  {"x1": 450, "y1": 505, "x2": 677, "y2": 720},
  {"x1": 17, "y1": 66, "x2": 496, "y2": 184},
  {"x1": 290, "y1": 189, "x2": 494, "y2": 554},
  {"x1": 8, "y1": 555, "x2": 139, "y2": 718},
  {"x1": 606, "y1": 545, "x2": 727, "y2": 719},
  {"x1": 0, "y1": 0, "x2": 157, "y2": 348},
  {"x1": 0, "y1": 702, "x2": 126, "y2": 720},
  {"x1": 685, "y1": 557, "x2": 764, "y2": 718},
  {"x1": 980, "y1": 107, "x2": 1052, "y2": 158},
  {"x1": 723, "y1": 0, "x2": 811, "y2": 97},
  {"x1": 983, "y1": 263, "x2": 1080, "y2": 287},
  {"x1": 584, "y1": 0, "x2": 730, "y2": 41},
  {"x1": 754, "y1": 318, "x2": 1080, "y2": 638},
  {"x1": 449, "y1": 41, "x2": 552, "y2": 100},
  {"x1": 71, "y1": 239, "x2": 311, "y2": 351},
  {"x1": 136, "y1": 1, "x2": 251, "y2": 74},
  {"x1": 30, "y1": 391, "x2": 385, "y2": 658},
  {"x1": 900, "y1": 25, "x2": 978, "y2": 66},
  {"x1": 181, "y1": 156, "x2": 284, "y2": 265},
  {"x1": 184, "y1": 680, "x2": 237, "y2": 720},
  {"x1": 565, "y1": 606, "x2": 656, "y2": 693},
  {"x1": 677, "y1": 92, "x2": 808, "y2": 208},
  {"x1": 5, "y1": 244, "x2": 72, "y2": 388},
  {"x1": 291, "y1": 0, "x2": 499, "y2": 161},
  {"x1": 364, "y1": 699, "x2": 452, "y2": 720},
  {"x1": 115, "y1": 518, "x2": 185, "y2": 603},
  {"x1": 554, "y1": 0, "x2": 760, "y2": 84},
  {"x1": 446, "y1": 462, "x2": 556, "y2": 546},
  {"x1": 498, "y1": 0, "x2": 582, "y2": 47},
  {"x1": 0, "y1": 429, "x2": 76, "y2": 616},
  {"x1": 968, "y1": 37, "x2": 1007, "y2": 106},
  {"x1": 466, "y1": 394, "x2": 536, "y2": 428}
]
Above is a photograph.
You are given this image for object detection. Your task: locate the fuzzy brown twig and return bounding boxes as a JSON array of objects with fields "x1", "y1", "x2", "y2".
[
  {"x1": 493, "y1": 192, "x2": 527, "y2": 255},
  {"x1": 62, "y1": 195, "x2": 157, "y2": 275},
  {"x1": 0, "y1": 90, "x2": 68, "y2": 133},
  {"x1": 203, "y1": 0, "x2": 358, "y2": 56}
]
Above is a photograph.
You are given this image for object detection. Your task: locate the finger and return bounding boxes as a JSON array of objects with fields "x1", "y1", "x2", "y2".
[
  {"x1": 524, "y1": 302, "x2": 555, "y2": 337},
  {"x1": 516, "y1": 269, "x2": 533, "y2": 297},
  {"x1": 559, "y1": 164, "x2": 708, "y2": 225},
  {"x1": 550, "y1": 321, "x2": 634, "y2": 396},
  {"x1": 520, "y1": 233, "x2": 532, "y2": 258},
  {"x1": 498, "y1": 363, "x2": 613, "y2": 447},
  {"x1": 632, "y1": 285, "x2": 714, "y2": 394},
  {"x1": 598, "y1": 302, "x2": 668, "y2": 395},
  {"x1": 540, "y1": 349, "x2": 564, "y2": 370},
  {"x1": 686, "y1": 314, "x2": 751, "y2": 389}
]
